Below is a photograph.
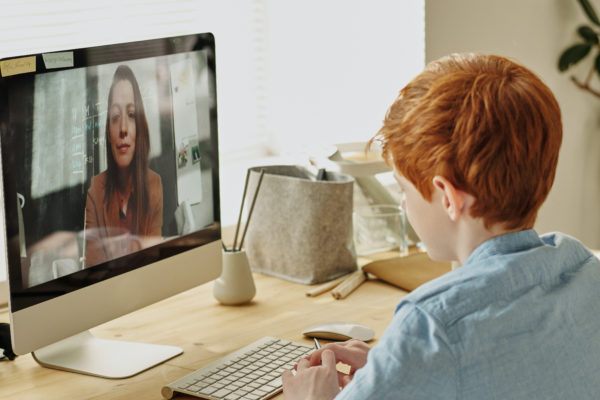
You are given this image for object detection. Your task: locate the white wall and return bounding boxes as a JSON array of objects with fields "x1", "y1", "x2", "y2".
[
  {"x1": 220, "y1": 0, "x2": 425, "y2": 225},
  {"x1": 265, "y1": 0, "x2": 425, "y2": 155},
  {"x1": 425, "y1": 0, "x2": 600, "y2": 248}
]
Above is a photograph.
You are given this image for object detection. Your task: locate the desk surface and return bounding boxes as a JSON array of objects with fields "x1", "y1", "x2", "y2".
[{"x1": 0, "y1": 270, "x2": 408, "y2": 399}]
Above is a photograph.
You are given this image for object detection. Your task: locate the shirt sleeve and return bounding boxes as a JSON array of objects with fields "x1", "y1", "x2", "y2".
[{"x1": 335, "y1": 302, "x2": 458, "y2": 400}]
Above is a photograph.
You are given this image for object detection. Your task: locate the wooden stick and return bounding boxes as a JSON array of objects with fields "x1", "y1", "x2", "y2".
[
  {"x1": 232, "y1": 169, "x2": 252, "y2": 251},
  {"x1": 238, "y1": 169, "x2": 266, "y2": 250},
  {"x1": 331, "y1": 270, "x2": 367, "y2": 300},
  {"x1": 305, "y1": 275, "x2": 347, "y2": 297}
]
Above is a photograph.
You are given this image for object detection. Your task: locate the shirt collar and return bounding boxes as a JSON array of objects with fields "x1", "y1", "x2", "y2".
[{"x1": 462, "y1": 229, "x2": 544, "y2": 268}]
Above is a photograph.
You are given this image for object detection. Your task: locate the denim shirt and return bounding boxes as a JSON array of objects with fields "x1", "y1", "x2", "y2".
[{"x1": 337, "y1": 230, "x2": 600, "y2": 399}]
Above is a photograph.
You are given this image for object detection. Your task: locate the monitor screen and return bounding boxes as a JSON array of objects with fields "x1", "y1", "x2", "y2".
[{"x1": 0, "y1": 33, "x2": 222, "y2": 369}]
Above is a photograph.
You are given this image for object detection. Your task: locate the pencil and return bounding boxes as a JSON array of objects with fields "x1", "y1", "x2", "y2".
[
  {"x1": 313, "y1": 337, "x2": 321, "y2": 349},
  {"x1": 305, "y1": 275, "x2": 347, "y2": 297},
  {"x1": 316, "y1": 168, "x2": 326, "y2": 181},
  {"x1": 331, "y1": 270, "x2": 367, "y2": 299},
  {"x1": 232, "y1": 169, "x2": 251, "y2": 251},
  {"x1": 238, "y1": 169, "x2": 266, "y2": 251}
]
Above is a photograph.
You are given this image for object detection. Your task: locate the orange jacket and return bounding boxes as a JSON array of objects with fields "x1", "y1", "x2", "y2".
[{"x1": 84, "y1": 170, "x2": 163, "y2": 268}]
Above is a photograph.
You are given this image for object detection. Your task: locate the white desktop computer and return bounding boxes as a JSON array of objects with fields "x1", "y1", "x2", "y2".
[{"x1": 0, "y1": 33, "x2": 223, "y2": 378}]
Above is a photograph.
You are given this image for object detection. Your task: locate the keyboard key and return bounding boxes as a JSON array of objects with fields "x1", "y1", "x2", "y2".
[
  {"x1": 233, "y1": 388, "x2": 249, "y2": 396},
  {"x1": 199, "y1": 386, "x2": 218, "y2": 396},
  {"x1": 212, "y1": 388, "x2": 233, "y2": 398},
  {"x1": 253, "y1": 388, "x2": 269, "y2": 396},
  {"x1": 266, "y1": 372, "x2": 280, "y2": 380},
  {"x1": 267, "y1": 376, "x2": 282, "y2": 388},
  {"x1": 187, "y1": 385, "x2": 202, "y2": 393},
  {"x1": 176, "y1": 382, "x2": 194, "y2": 390}
]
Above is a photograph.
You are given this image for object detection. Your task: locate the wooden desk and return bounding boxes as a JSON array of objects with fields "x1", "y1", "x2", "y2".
[{"x1": 0, "y1": 271, "x2": 408, "y2": 399}]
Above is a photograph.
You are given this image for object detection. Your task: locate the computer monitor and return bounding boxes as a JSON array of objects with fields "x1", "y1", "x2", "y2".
[{"x1": 0, "y1": 32, "x2": 222, "y2": 378}]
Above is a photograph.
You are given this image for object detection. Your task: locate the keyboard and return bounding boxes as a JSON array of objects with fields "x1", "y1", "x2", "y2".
[{"x1": 161, "y1": 337, "x2": 314, "y2": 400}]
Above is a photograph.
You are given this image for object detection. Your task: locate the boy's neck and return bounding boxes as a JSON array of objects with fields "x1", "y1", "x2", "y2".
[{"x1": 454, "y1": 219, "x2": 524, "y2": 265}]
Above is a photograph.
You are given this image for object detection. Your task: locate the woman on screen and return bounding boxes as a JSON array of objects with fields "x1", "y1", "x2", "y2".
[{"x1": 85, "y1": 65, "x2": 163, "y2": 268}]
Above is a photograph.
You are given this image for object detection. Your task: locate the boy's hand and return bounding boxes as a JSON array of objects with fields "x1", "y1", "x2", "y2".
[
  {"x1": 303, "y1": 339, "x2": 371, "y2": 387},
  {"x1": 282, "y1": 349, "x2": 341, "y2": 400}
]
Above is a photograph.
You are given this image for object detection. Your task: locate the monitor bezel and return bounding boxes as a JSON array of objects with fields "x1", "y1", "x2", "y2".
[{"x1": 0, "y1": 32, "x2": 221, "y2": 314}]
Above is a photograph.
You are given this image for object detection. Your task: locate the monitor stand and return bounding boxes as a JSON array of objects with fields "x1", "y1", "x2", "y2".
[{"x1": 31, "y1": 330, "x2": 182, "y2": 379}]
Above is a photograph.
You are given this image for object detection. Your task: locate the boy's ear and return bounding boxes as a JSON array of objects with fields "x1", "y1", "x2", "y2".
[{"x1": 432, "y1": 176, "x2": 469, "y2": 221}]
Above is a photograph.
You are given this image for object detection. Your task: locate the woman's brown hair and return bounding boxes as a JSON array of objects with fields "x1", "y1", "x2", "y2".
[{"x1": 104, "y1": 65, "x2": 151, "y2": 234}]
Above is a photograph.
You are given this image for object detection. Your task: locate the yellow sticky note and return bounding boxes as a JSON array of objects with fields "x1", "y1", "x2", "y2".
[{"x1": 0, "y1": 56, "x2": 37, "y2": 77}]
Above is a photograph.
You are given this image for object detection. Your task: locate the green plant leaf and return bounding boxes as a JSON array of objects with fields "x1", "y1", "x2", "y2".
[
  {"x1": 578, "y1": 25, "x2": 599, "y2": 43},
  {"x1": 578, "y1": 0, "x2": 600, "y2": 26},
  {"x1": 594, "y1": 51, "x2": 600, "y2": 77},
  {"x1": 558, "y1": 43, "x2": 592, "y2": 71}
]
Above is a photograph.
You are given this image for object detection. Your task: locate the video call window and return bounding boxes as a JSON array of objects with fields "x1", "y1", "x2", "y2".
[{"x1": 1, "y1": 48, "x2": 219, "y2": 293}]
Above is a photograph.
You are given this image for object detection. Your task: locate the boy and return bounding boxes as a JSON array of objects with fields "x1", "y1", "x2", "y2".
[{"x1": 282, "y1": 53, "x2": 600, "y2": 399}]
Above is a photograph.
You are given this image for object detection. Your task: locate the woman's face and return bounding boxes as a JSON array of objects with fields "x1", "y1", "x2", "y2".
[{"x1": 108, "y1": 79, "x2": 137, "y2": 171}]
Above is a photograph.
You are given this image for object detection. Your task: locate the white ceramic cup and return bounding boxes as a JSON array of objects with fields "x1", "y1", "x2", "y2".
[{"x1": 213, "y1": 249, "x2": 256, "y2": 305}]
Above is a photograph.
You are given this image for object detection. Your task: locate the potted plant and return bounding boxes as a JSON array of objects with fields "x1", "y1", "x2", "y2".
[{"x1": 558, "y1": 0, "x2": 600, "y2": 98}]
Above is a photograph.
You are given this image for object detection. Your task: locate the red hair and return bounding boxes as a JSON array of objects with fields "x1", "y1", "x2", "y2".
[{"x1": 374, "y1": 53, "x2": 562, "y2": 230}]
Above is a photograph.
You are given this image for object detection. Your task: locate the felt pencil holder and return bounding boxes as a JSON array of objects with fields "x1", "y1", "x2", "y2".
[{"x1": 244, "y1": 165, "x2": 357, "y2": 284}]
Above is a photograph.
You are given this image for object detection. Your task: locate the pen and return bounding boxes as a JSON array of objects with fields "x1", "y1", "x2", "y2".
[
  {"x1": 316, "y1": 168, "x2": 326, "y2": 181},
  {"x1": 313, "y1": 337, "x2": 321, "y2": 350}
]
